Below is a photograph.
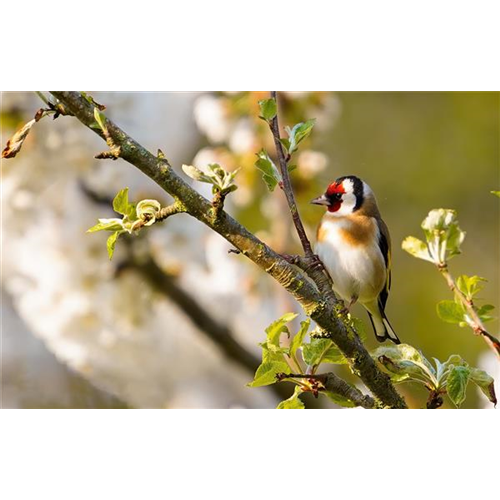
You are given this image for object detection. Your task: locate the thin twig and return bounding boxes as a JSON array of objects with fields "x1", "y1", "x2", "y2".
[
  {"x1": 269, "y1": 91, "x2": 314, "y2": 257},
  {"x1": 439, "y1": 266, "x2": 500, "y2": 359}
]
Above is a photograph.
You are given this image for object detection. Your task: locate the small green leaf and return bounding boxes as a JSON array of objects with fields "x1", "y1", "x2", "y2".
[
  {"x1": 372, "y1": 344, "x2": 437, "y2": 387},
  {"x1": 93, "y1": 107, "x2": 107, "y2": 133},
  {"x1": 277, "y1": 387, "x2": 304, "y2": 409},
  {"x1": 434, "y1": 357, "x2": 446, "y2": 383},
  {"x1": 436, "y1": 300, "x2": 465, "y2": 324},
  {"x1": 106, "y1": 231, "x2": 120, "y2": 260},
  {"x1": 323, "y1": 391, "x2": 356, "y2": 408},
  {"x1": 287, "y1": 119, "x2": 315, "y2": 153},
  {"x1": 477, "y1": 304, "x2": 495, "y2": 323},
  {"x1": 447, "y1": 365, "x2": 470, "y2": 407},
  {"x1": 401, "y1": 236, "x2": 434, "y2": 263},
  {"x1": 279, "y1": 138, "x2": 291, "y2": 151},
  {"x1": 491, "y1": 191, "x2": 500, "y2": 198},
  {"x1": 302, "y1": 339, "x2": 347, "y2": 366},
  {"x1": 113, "y1": 188, "x2": 131, "y2": 216},
  {"x1": 87, "y1": 218, "x2": 124, "y2": 233},
  {"x1": 456, "y1": 275, "x2": 487, "y2": 300},
  {"x1": 136, "y1": 199, "x2": 161, "y2": 225},
  {"x1": 265, "y1": 313, "x2": 297, "y2": 348},
  {"x1": 248, "y1": 361, "x2": 291, "y2": 387},
  {"x1": 255, "y1": 149, "x2": 281, "y2": 192},
  {"x1": 290, "y1": 319, "x2": 310, "y2": 358},
  {"x1": 469, "y1": 367, "x2": 497, "y2": 405},
  {"x1": 258, "y1": 98, "x2": 277, "y2": 122},
  {"x1": 182, "y1": 164, "x2": 212, "y2": 183}
]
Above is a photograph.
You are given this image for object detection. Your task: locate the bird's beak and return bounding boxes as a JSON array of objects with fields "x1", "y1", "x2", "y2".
[{"x1": 310, "y1": 194, "x2": 329, "y2": 206}]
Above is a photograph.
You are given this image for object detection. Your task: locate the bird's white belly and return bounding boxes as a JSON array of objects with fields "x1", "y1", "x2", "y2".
[{"x1": 315, "y1": 223, "x2": 385, "y2": 304}]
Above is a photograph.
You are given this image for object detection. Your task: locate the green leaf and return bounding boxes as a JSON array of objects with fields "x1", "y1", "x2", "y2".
[
  {"x1": 181, "y1": 164, "x2": 212, "y2": 183},
  {"x1": 106, "y1": 231, "x2": 120, "y2": 260},
  {"x1": 279, "y1": 138, "x2": 291, "y2": 151},
  {"x1": 136, "y1": 199, "x2": 161, "y2": 225},
  {"x1": 302, "y1": 339, "x2": 330, "y2": 366},
  {"x1": 446, "y1": 221, "x2": 466, "y2": 259},
  {"x1": 372, "y1": 344, "x2": 437, "y2": 386},
  {"x1": 401, "y1": 236, "x2": 434, "y2": 263},
  {"x1": 248, "y1": 361, "x2": 291, "y2": 387},
  {"x1": 286, "y1": 119, "x2": 315, "y2": 153},
  {"x1": 434, "y1": 357, "x2": 446, "y2": 383},
  {"x1": 290, "y1": 319, "x2": 310, "y2": 358},
  {"x1": 477, "y1": 304, "x2": 495, "y2": 323},
  {"x1": 87, "y1": 218, "x2": 124, "y2": 233},
  {"x1": 323, "y1": 391, "x2": 356, "y2": 408},
  {"x1": 491, "y1": 191, "x2": 500, "y2": 197},
  {"x1": 456, "y1": 275, "x2": 487, "y2": 300},
  {"x1": 447, "y1": 365, "x2": 470, "y2": 407},
  {"x1": 436, "y1": 300, "x2": 465, "y2": 324},
  {"x1": 442, "y1": 354, "x2": 467, "y2": 368},
  {"x1": 277, "y1": 387, "x2": 304, "y2": 409},
  {"x1": 469, "y1": 367, "x2": 497, "y2": 405},
  {"x1": 93, "y1": 107, "x2": 107, "y2": 133},
  {"x1": 258, "y1": 98, "x2": 277, "y2": 122},
  {"x1": 113, "y1": 188, "x2": 131, "y2": 216},
  {"x1": 265, "y1": 312, "x2": 297, "y2": 347},
  {"x1": 302, "y1": 339, "x2": 347, "y2": 366},
  {"x1": 261, "y1": 344, "x2": 287, "y2": 363},
  {"x1": 255, "y1": 149, "x2": 281, "y2": 192}
]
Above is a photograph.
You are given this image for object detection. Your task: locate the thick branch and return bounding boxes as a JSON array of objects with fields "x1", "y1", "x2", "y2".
[
  {"x1": 49, "y1": 91, "x2": 406, "y2": 408},
  {"x1": 279, "y1": 373, "x2": 375, "y2": 409},
  {"x1": 439, "y1": 266, "x2": 500, "y2": 359}
]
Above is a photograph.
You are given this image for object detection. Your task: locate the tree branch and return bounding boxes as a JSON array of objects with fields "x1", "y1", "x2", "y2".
[
  {"x1": 49, "y1": 91, "x2": 406, "y2": 408},
  {"x1": 439, "y1": 266, "x2": 500, "y2": 359},
  {"x1": 278, "y1": 373, "x2": 376, "y2": 409}
]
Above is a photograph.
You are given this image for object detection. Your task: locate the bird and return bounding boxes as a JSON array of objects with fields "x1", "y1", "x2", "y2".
[{"x1": 311, "y1": 175, "x2": 400, "y2": 344}]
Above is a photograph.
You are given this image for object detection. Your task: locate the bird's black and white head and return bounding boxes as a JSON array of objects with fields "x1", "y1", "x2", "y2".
[{"x1": 311, "y1": 175, "x2": 375, "y2": 216}]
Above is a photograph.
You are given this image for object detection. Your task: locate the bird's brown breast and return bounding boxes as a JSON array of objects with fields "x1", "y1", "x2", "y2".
[{"x1": 317, "y1": 214, "x2": 377, "y2": 247}]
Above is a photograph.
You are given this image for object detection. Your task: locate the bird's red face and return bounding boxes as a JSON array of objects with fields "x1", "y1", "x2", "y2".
[
  {"x1": 311, "y1": 176, "x2": 365, "y2": 215},
  {"x1": 311, "y1": 180, "x2": 345, "y2": 212}
]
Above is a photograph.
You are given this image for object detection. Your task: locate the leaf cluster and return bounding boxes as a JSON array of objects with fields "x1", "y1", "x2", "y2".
[{"x1": 182, "y1": 163, "x2": 239, "y2": 195}]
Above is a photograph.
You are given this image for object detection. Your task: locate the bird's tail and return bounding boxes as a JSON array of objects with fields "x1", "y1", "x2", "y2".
[{"x1": 365, "y1": 302, "x2": 400, "y2": 344}]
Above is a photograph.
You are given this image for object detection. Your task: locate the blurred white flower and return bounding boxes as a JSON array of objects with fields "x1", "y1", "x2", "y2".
[
  {"x1": 478, "y1": 350, "x2": 500, "y2": 409},
  {"x1": 194, "y1": 94, "x2": 231, "y2": 143},
  {"x1": 283, "y1": 91, "x2": 310, "y2": 98},
  {"x1": 229, "y1": 118, "x2": 257, "y2": 154},
  {"x1": 315, "y1": 93, "x2": 342, "y2": 131},
  {"x1": 297, "y1": 150, "x2": 328, "y2": 178},
  {"x1": 192, "y1": 147, "x2": 224, "y2": 168}
]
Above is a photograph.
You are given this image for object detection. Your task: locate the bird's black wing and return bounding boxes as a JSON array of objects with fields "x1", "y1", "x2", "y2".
[{"x1": 377, "y1": 218, "x2": 391, "y2": 312}]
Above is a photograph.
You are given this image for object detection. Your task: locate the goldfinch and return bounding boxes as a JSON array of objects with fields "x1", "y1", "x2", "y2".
[{"x1": 311, "y1": 175, "x2": 400, "y2": 344}]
